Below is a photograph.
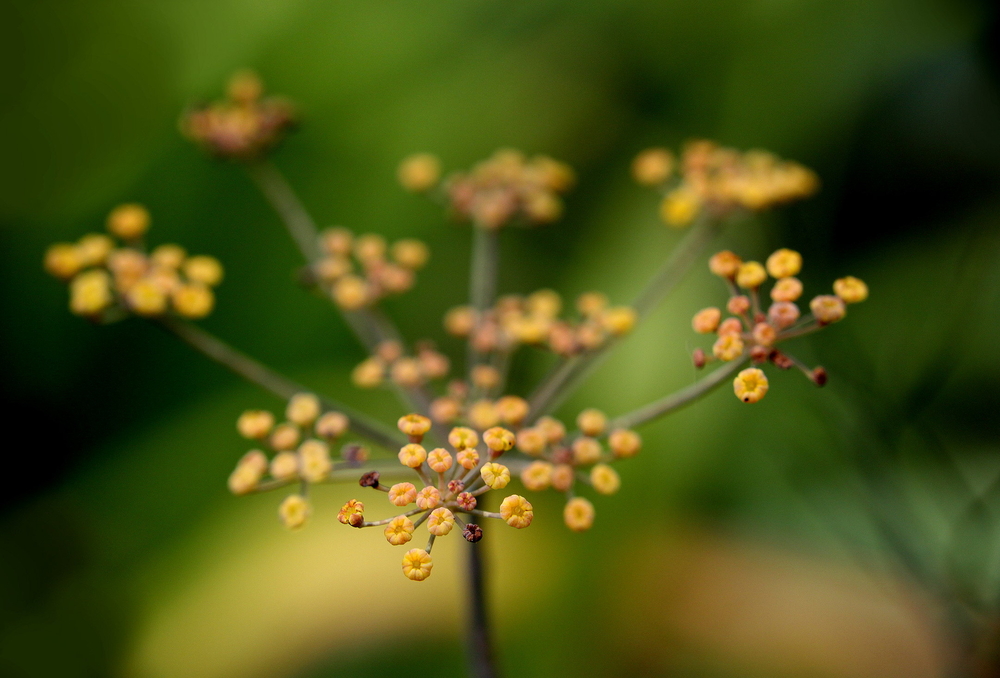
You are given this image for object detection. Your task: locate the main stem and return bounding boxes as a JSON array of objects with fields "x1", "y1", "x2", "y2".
[
  {"x1": 467, "y1": 226, "x2": 499, "y2": 380},
  {"x1": 466, "y1": 540, "x2": 498, "y2": 678}
]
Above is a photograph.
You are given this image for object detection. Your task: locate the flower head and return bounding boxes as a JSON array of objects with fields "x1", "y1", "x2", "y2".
[
  {"x1": 734, "y1": 367, "x2": 769, "y2": 403},
  {"x1": 499, "y1": 495, "x2": 534, "y2": 528},
  {"x1": 337, "y1": 499, "x2": 365, "y2": 527},
  {"x1": 388, "y1": 482, "x2": 418, "y2": 507},
  {"x1": 564, "y1": 497, "x2": 595, "y2": 532},
  {"x1": 833, "y1": 276, "x2": 868, "y2": 304},
  {"x1": 279, "y1": 494, "x2": 310, "y2": 530},
  {"x1": 402, "y1": 548, "x2": 433, "y2": 581},
  {"x1": 426, "y1": 508, "x2": 456, "y2": 536},
  {"x1": 385, "y1": 516, "x2": 415, "y2": 546},
  {"x1": 481, "y1": 462, "x2": 511, "y2": 489}
]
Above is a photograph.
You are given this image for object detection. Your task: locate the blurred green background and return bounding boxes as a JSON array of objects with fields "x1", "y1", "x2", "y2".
[{"x1": 2, "y1": 1, "x2": 1000, "y2": 677}]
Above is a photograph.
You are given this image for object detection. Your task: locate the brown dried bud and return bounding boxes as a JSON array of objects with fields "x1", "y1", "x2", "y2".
[
  {"x1": 750, "y1": 345, "x2": 770, "y2": 364},
  {"x1": 448, "y1": 479, "x2": 465, "y2": 494},
  {"x1": 692, "y1": 347, "x2": 707, "y2": 369},
  {"x1": 359, "y1": 471, "x2": 381, "y2": 488},
  {"x1": 463, "y1": 523, "x2": 484, "y2": 543},
  {"x1": 812, "y1": 367, "x2": 828, "y2": 387},
  {"x1": 348, "y1": 513, "x2": 364, "y2": 528},
  {"x1": 770, "y1": 351, "x2": 794, "y2": 370},
  {"x1": 457, "y1": 492, "x2": 477, "y2": 511},
  {"x1": 341, "y1": 443, "x2": 369, "y2": 464}
]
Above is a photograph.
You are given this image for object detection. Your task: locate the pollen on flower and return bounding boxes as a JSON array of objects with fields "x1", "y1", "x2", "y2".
[
  {"x1": 692, "y1": 307, "x2": 722, "y2": 334},
  {"x1": 590, "y1": 463, "x2": 621, "y2": 495},
  {"x1": 388, "y1": 482, "x2": 418, "y2": 507},
  {"x1": 337, "y1": 499, "x2": 365, "y2": 527},
  {"x1": 499, "y1": 495, "x2": 534, "y2": 528},
  {"x1": 398, "y1": 443, "x2": 427, "y2": 468},
  {"x1": 734, "y1": 367, "x2": 769, "y2": 403},
  {"x1": 564, "y1": 497, "x2": 596, "y2": 532},
  {"x1": 833, "y1": 276, "x2": 868, "y2": 304},
  {"x1": 278, "y1": 494, "x2": 310, "y2": 530},
  {"x1": 402, "y1": 548, "x2": 433, "y2": 581},
  {"x1": 385, "y1": 515, "x2": 415, "y2": 545},
  {"x1": 480, "y1": 462, "x2": 511, "y2": 489},
  {"x1": 427, "y1": 507, "x2": 456, "y2": 536}
]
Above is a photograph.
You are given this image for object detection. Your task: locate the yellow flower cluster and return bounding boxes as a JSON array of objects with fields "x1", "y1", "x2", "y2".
[
  {"x1": 180, "y1": 70, "x2": 296, "y2": 160},
  {"x1": 314, "y1": 227, "x2": 429, "y2": 311},
  {"x1": 444, "y1": 289, "x2": 637, "y2": 363},
  {"x1": 400, "y1": 149, "x2": 574, "y2": 229},
  {"x1": 227, "y1": 393, "x2": 355, "y2": 529},
  {"x1": 512, "y1": 407, "x2": 641, "y2": 532},
  {"x1": 351, "y1": 339, "x2": 450, "y2": 389},
  {"x1": 336, "y1": 415, "x2": 532, "y2": 581},
  {"x1": 632, "y1": 141, "x2": 819, "y2": 227},
  {"x1": 44, "y1": 203, "x2": 224, "y2": 320},
  {"x1": 691, "y1": 248, "x2": 868, "y2": 402}
]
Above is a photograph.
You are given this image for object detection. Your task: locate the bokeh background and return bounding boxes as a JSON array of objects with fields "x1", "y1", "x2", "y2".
[{"x1": 3, "y1": 1, "x2": 1000, "y2": 677}]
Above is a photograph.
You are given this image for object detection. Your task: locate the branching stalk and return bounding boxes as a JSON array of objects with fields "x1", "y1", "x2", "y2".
[
  {"x1": 608, "y1": 357, "x2": 748, "y2": 431},
  {"x1": 526, "y1": 217, "x2": 722, "y2": 421},
  {"x1": 158, "y1": 316, "x2": 405, "y2": 450}
]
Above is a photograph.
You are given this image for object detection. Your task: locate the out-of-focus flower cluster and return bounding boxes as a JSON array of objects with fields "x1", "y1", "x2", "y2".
[
  {"x1": 398, "y1": 149, "x2": 575, "y2": 229},
  {"x1": 444, "y1": 289, "x2": 638, "y2": 361},
  {"x1": 44, "y1": 203, "x2": 224, "y2": 320},
  {"x1": 311, "y1": 227, "x2": 429, "y2": 311},
  {"x1": 351, "y1": 339, "x2": 450, "y2": 389},
  {"x1": 180, "y1": 70, "x2": 296, "y2": 160},
  {"x1": 341, "y1": 414, "x2": 533, "y2": 581},
  {"x1": 690, "y1": 247, "x2": 869, "y2": 402},
  {"x1": 512, "y1": 407, "x2": 640, "y2": 533},
  {"x1": 228, "y1": 392, "x2": 359, "y2": 527},
  {"x1": 631, "y1": 141, "x2": 819, "y2": 228}
]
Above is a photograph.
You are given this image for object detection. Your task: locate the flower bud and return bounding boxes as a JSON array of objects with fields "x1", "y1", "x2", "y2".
[
  {"x1": 590, "y1": 463, "x2": 621, "y2": 495},
  {"x1": 480, "y1": 462, "x2": 511, "y2": 489},
  {"x1": 563, "y1": 497, "x2": 595, "y2": 532},
  {"x1": 709, "y1": 250, "x2": 742, "y2": 279},
  {"x1": 572, "y1": 437, "x2": 602, "y2": 465},
  {"x1": 388, "y1": 482, "x2": 418, "y2": 507},
  {"x1": 286, "y1": 393, "x2": 321, "y2": 427},
  {"x1": 237, "y1": 409, "x2": 274, "y2": 439},
  {"x1": 576, "y1": 291, "x2": 608, "y2": 318},
  {"x1": 767, "y1": 301, "x2": 800, "y2": 329},
  {"x1": 385, "y1": 515, "x2": 415, "y2": 545},
  {"x1": 427, "y1": 448, "x2": 454, "y2": 473},
  {"x1": 608, "y1": 429, "x2": 641, "y2": 458},
  {"x1": 183, "y1": 255, "x2": 224, "y2": 286},
  {"x1": 448, "y1": 479, "x2": 465, "y2": 494},
  {"x1": 449, "y1": 426, "x2": 479, "y2": 451},
  {"x1": 416, "y1": 486, "x2": 442, "y2": 510},
  {"x1": 717, "y1": 317, "x2": 743, "y2": 337},
  {"x1": 397, "y1": 413, "x2": 431, "y2": 439},
  {"x1": 483, "y1": 427, "x2": 516, "y2": 453},
  {"x1": 278, "y1": 494, "x2": 310, "y2": 530},
  {"x1": 752, "y1": 322, "x2": 777, "y2": 347},
  {"x1": 692, "y1": 347, "x2": 707, "y2": 368},
  {"x1": 398, "y1": 154, "x2": 441, "y2": 193},
  {"x1": 734, "y1": 367, "x2": 769, "y2": 403},
  {"x1": 660, "y1": 187, "x2": 701, "y2": 227},
  {"x1": 337, "y1": 499, "x2": 365, "y2": 527},
  {"x1": 495, "y1": 396, "x2": 529, "y2": 426},
  {"x1": 45, "y1": 243, "x2": 83, "y2": 280},
  {"x1": 499, "y1": 495, "x2": 534, "y2": 528},
  {"x1": 426, "y1": 507, "x2": 455, "y2": 536},
  {"x1": 468, "y1": 399, "x2": 499, "y2": 430},
  {"x1": 107, "y1": 203, "x2": 150, "y2": 240},
  {"x1": 359, "y1": 471, "x2": 381, "y2": 488},
  {"x1": 713, "y1": 334, "x2": 745, "y2": 361},
  {"x1": 269, "y1": 422, "x2": 301, "y2": 451},
  {"x1": 126, "y1": 279, "x2": 167, "y2": 316},
  {"x1": 692, "y1": 307, "x2": 722, "y2": 334},
  {"x1": 457, "y1": 491, "x2": 477, "y2": 511},
  {"x1": 391, "y1": 238, "x2": 430, "y2": 270},
  {"x1": 430, "y1": 396, "x2": 462, "y2": 424},
  {"x1": 601, "y1": 306, "x2": 638, "y2": 336},
  {"x1": 351, "y1": 357, "x2": 385, "y2": 388},
  {"x1": 515, "y1": 427, "x2": 547, "y2": 456},
  {"x1": 536, "y1": 416, "x2": 566, "y2": 444},
  {"x1": 736, "y1": 261, "x2": 767, "y2": 289},
  {"x1": 457, "y1": 448, "x2": 480, "y2": 470},
  {"x1": 727, "y1": 295, "x2": 751, "y2": 316},
  {"x1": 398, "y1": 443, "x2": 427, "y2": 468},
  {"x1": 463, "y1": 523, "x2": 484, "y2": 543},
  {"x1": 402, "y1": 548, "x2": 433, "y2": 581},
  {"x1": 332, "y1": 275, "x2": 370, "y2": 310},
  {"x1": 810, "y1": 295, "x2": 846, "y2": 324},
  {"x1": 833, "y1": 276, "x2": 868, "y2": 304},
  {"x1": 315, "y1": 411, "x2": 349, "y2": 439},
  {"x1": 270, "y1": 451, "x2": 299, "y2": 481},
  {"x1": 765, "y1": 248, "x2": 802, "y2": 279},
  {"x1": 771, "y1": 277, "x2": 803, "y2": 302},
  {"x1": 631, "y1": 148, "x2": 674, "y2": 186},
  {"x1": 551, "y1": 464, "x2": 575, "y2": 492}
]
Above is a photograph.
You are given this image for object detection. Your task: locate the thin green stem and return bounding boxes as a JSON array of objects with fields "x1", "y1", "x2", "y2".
[
  {"x1": 608, "y1": 357, "x2": 748, "y2": 431},
  {"x1": 246, "y1": 160, "x2": 322, "y2": 263},
  {"x1": 526, "y1": 217, "x2": 722, "y2": 421},
  {"x1": 158, "y1": 316, "x2": 405, "y2": 450}
]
